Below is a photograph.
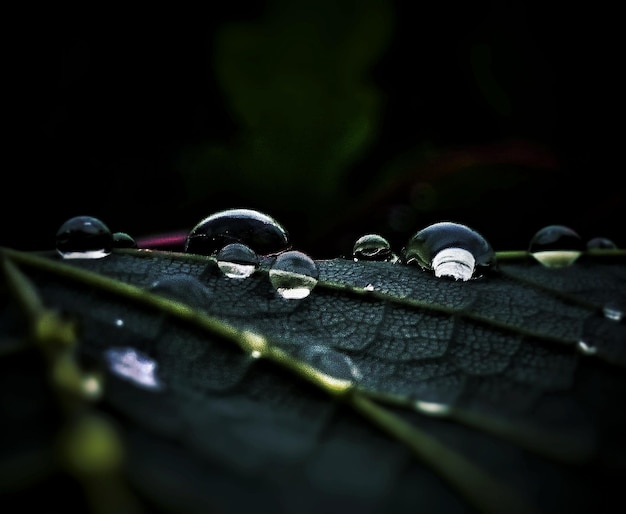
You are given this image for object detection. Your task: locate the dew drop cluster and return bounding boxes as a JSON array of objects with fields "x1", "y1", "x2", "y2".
[
  {"x1": 349, "y1": 221, "x2": 496, "y2": 281},
  {"x1": 54, "y1": 211, "x2": 620, "y2": 292},
  {"x1": 55, "y1": 215, "x2": 137, "y2": 259},
  {"x1": 348, "y1": 221, "x2": 621, "y2": 281}
]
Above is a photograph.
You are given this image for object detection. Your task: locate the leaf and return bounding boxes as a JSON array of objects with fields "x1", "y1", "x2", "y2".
[{"x1": 1, "y1": 245, "x2": 625, "y2": 514}]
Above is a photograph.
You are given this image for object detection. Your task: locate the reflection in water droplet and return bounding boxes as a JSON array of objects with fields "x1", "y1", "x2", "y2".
[
  {"x1": 269, "y1": 251, "x2": 319, "y2": 299},
  {"x1": 147, "y1": 274, "x2": 212, "y2": 309},
  {"x1": 577, "y1": 340, "x2": 598, "y2": 355},
  {"x1": 250, "y1": 350, "x2": 262, "y2": 359},
  {"x1": 112, "y1": 231, "x2": 137, "y2": 249},
  {"x1": 184, "y1": 208, "x2": 290, "y2": 256},
  {"x1": 55, "y1": 215, "x2": 113, "y2": 259},
  {"x1": 528, "y1": 225, "x2": 583, "y2": 267},
  {"x1": 114, "y1": 318, "x2": 124, "y2": 327},
  {"x1": 402, "y1": 221, "x2": 495, "y2": 281},
  {"x1": 415, "y1": 400, "x2": 452, "y2": 417},
  {"x1": 364, "y1": 283, "x2": 375, "y2": 292},
  {"x1": 586, "y1": 237, "x2": 617, "y2": 250},
  {"x1": 300, "y1": 345, "x2": 361, "y2": 381},
  {"x1": 217, "y1": 243, "x2": 259, "y2": 279},
  {"x1": 104, "y1": 347, "x2": 164, "y2": 390},
  {"x1": 353, "y1": 234, "x2": 398, "y2": 262},
  {"x1": 603, "y1": 303, "x2": 623, "y2": 322}
]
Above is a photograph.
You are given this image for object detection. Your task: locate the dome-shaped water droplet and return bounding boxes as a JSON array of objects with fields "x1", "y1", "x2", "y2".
[
  {"x1": 528, "y1": 225, "x2": 583, "y2": 267},
  {"x1": 184, "y1": 208, "x2": 290, "y2": 256},
  {"x1": 56, "y1": 215, "x2": 113, "y2": 259},
  {"x1": 112, "y1": 232, "x2": 137, "y2": 249},
  {"x1": 299, "y1": 345, "x2": 362, "y2": 381},
  {"x1": 147, "y1": 274, "x2": 212, "y2": 309},
  {"x1": 402, "y1": 221, "x2": 495, "y2": 281},
  {"x1": 352, "y1": 234, "x2": 398, "y2": 262},
  {"x1": 269, "y1": 250, "x2": 319, "y2": 299},
  {"x1": 586, "y1": 237, "x2": 617, "y2": 250},
  {"x1": 217, "y1": 243, "x2": 259, "y2": 279}
]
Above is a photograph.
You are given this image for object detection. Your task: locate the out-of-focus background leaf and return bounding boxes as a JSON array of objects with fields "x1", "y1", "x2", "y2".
[{"x1": 6, "y1": 0, "x2": 623, "y2": 257}]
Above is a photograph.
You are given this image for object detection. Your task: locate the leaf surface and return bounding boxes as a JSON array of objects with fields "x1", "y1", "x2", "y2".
[{"x1": 1, "y1": 247, "x2": 625, "y2": 514}]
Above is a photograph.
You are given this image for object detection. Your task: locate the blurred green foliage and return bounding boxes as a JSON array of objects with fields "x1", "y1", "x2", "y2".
[
  {"x1": 5, "y1": 1, "x2": 623, "y2": 257},
  {"x1": 179, "y1": 0, "x2": 393, "y2": 227}
]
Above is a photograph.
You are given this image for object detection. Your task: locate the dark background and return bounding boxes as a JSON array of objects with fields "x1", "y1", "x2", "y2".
[{"x1": 6, "y1": 1, "x2": 623, "y2": 258}]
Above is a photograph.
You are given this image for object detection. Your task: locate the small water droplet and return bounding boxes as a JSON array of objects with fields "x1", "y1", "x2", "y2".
[
  {"x1": 300, "y1": 345, "x2": 361, "y2": 381},
  {"x1": 81, "y1": 374, "x2": 103, "y2": 400},
  {"x1": 104, "y1": 347, "x2": 164, "y2": 390},
  {"x1": 586, "y1": 237, "x2": 617, "y2": 250},
  {"x1": 184, "y1": 208, "x2": 290, "y2": 256},
  {"x1": 56, "y1": 215, "x2": 113, "y2": 259},
  {"x1": 402, "y1": 221, "x2": 495, "y2": 281},
  {"x1": 147, "y1": 274, "x2": 212, "y2": 309},
  {"x1": 577, "y1": 340, "x2": 598, "y2": 356},
  {"x1": 216, "y1": 243, "x2": 259, "y2": 279},
  {"x1": 269, "y1": 250, "x2": 319, "y2": 299},
  {"x1": 603, "y1": 303, "x2": 623, "y2": 322},
  {"x1": 352, "y1": 234, "x2": 400, "y2": 263},
  {"x1": 114, "y1": 318, "x2": 124, "y2": 327},
  {"x1": 112, "y1": 231, "x2": 137, "y2": 249},
  {"x1": 250, "y1": 350, "x2": 262, "y2": 359},
  {"x1": 352, "y1": 234, "x2": 394, "y2": 262},
  {"x1": 528, "y1": 225, "x2": 583, "y2": 267},
  {"x1": 415, "y1": 400, "x2": 452, "y2": 417}
]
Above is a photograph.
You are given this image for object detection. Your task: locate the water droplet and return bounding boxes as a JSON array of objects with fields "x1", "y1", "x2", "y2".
[
  {"x1": 269, "y1": 250, "x2": 319, "y2": 299},
  {"x1": 216, "y1": 243, "x2": 259, "y2": 279},
  {"x1": 352, "y1": 234, "x2": 398, "y2": 262},
  {"x1": 81, "y1": 374, "x2": 103, "y2": 399},
  {"x1": 577, "y1": 340, "x2": 597, "y2": 356},
  {"x1": 55, "y1": 215, "x2": 113, "y2": 259},
  {"x1": 114, "y1": 318, "x2": 124, "y2": 327},
  {"x1": 112, "y1": 231, "x2": 137, "y2": 249},
  {"x1": 104, "y1": 347, "x2": 164, "y2": 390},
  {"x1": 586, "y1": 237, "x2": 617, "y2": 250},
  {"x1": 402, "y1": 221, "x2": 495, "y2": 281},
  {"x1": 184, "y1": 208, "x2": 290, "y2": 256},
  {"x1": 147, "y1": 274, "x2": 212, "y2": 309},
  {"x1": 414, "y1": 400, "x2": 452, "y2": 417},
  {"x1": 603, "y1": 303, "x2": 623, "y2": 322},
  {"x1": 528, "y1": 225, "x2": 583, "y2": 267},
  {"x1": 364, "y1": 283, "x2": 375, "y2": 292},
  {"x1": 299, "y1": 345, "x2": 362, "y2": 381}
]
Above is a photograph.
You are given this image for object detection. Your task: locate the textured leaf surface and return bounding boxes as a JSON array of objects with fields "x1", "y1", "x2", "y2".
[{"x1": 1, "y1": 247, "x2": 625, "y2": 514}]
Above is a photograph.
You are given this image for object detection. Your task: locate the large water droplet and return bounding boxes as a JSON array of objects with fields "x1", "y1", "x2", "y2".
[
  {"x1": 217, "y1": 243, "x2": 259, "y2": 279},
  {"x1": 269, "y1": 250, "x2": 319, "y2": 299},
  {"x1": 299, "y1": 345, "x2": 362, "y2": 381},
  {"x1": 352, "y1": 234, "x2": 399, "y2": 262},
  {"x1": 586, "y1": 237, "x2": 617, "y2": 250},
  {"x1": 112, "y1": 231, "x2": 137, "y2": 249},
  {"x1": 56, "y1": 215, "x2": 113, "y2": 259},
  {"x1": 402, "y1": 221, "x2": 495, "y2": 281},
  {"x1": 184, "y1": 208, "x2": 290, "y2": 256},
  {"x1": 528, "y1": 225, "x2": 584, "y2": 267},
  {"x1": 104, "y1": 347, "x2": 163, "y2": 390}
]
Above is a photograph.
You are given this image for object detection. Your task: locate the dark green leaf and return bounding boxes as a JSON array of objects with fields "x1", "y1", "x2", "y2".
[{"x1": 1, "y1": 247, "x2": 625, "y2": 514}]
